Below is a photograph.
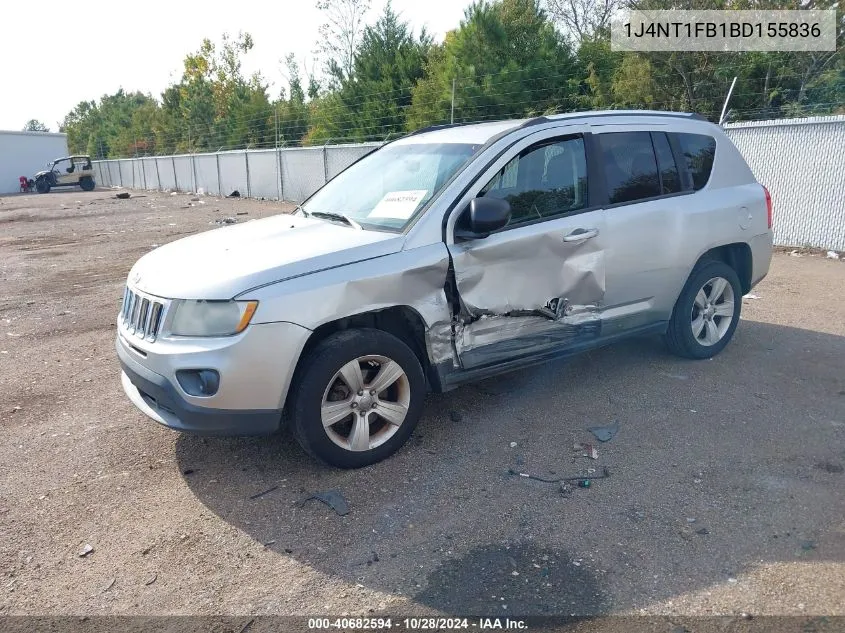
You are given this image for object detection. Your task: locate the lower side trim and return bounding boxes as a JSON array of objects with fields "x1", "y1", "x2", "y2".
[{"x1": 437, "y1": 321, "x2": 668, "y2": 391}]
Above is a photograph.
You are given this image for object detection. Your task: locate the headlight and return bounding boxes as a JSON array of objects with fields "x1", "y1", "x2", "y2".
[{"x1": 169, "y1": 300, "x2": 258, "y2": 337}]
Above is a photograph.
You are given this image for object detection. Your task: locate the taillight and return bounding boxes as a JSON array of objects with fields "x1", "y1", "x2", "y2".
[{"x1": 763, "y1": 185, "x2": 773, "y2": 229}]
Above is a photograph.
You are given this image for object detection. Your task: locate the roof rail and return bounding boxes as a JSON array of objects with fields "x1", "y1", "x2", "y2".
[
  {"x1": 402, "y1": 121, "x2": 484, "y2": 138},
  {"x1": 539, "y1": 110, "x2": 712, "y2": 124}
]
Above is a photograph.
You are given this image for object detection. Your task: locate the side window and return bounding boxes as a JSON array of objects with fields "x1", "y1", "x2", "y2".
[
  {"x1": 597, "y1": 131, "x2": 660, "y2": 204},
  {"x1": 480, "y1": 136, "x2": 587, "y2": 226},
  {"x1": 652, "y1": 132, "x2": 681, "y2": 194},
  {"x1": 674, "y1": 133, "x2": 716, "y2": 190}
]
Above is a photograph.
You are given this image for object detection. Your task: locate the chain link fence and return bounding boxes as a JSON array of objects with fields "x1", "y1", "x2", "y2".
[
  {"x1": 92, "y1": 117, "x2": 845, "y2": 250},
  {"x1": 92, "y1": 143, "x2": 381, "y2": 203}
]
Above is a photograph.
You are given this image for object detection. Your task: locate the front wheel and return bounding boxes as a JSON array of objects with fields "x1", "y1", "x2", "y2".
[
  {"x1": 665, "y1": 260, "x2": 742, "y2": 359},
  {"x1": 35, "y1": 178, "x2": 50, "y2": 194},
  {"x1": 290, "y1": 328, "x2": 426, "y2": 468},
  {"x1": 79, "y1": 177, "x2": 95, "y2": 191}
]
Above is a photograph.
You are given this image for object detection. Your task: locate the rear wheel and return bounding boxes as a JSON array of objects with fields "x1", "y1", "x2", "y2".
[
  {"x1": 665, "y1": 260, "x2": 742, "y2": 359},
  {"x1": 80, "y1": 177, "x2": 95, "y2": 191},
  {"x1": 290, "y1": 328, "x2": 425, "y2": 468},
  {"x1": 35, "y1": 178, "x2": 50, "y2": 194}
]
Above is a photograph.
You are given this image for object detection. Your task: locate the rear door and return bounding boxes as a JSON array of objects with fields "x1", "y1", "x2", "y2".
[
  {"x1": 445, "y1": 126, "x2": 608, "y2": 369},
  {"x1": 593, "y1": 128, "x2": 692, "y2": 334}
]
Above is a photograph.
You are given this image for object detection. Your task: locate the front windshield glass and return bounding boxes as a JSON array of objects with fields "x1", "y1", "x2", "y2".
[{"x1": 303, "y1": 142, "x2": 481, "y2": 231}]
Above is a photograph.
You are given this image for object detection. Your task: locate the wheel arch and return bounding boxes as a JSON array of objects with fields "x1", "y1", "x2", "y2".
[
  {"x1": 694, "y1": 242, "x2": 753, "y2": 295},
  {"x1": 289, "y1": 306, "x2": 440, "y2": 410}
]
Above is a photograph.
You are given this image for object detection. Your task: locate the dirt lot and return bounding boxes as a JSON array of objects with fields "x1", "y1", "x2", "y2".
[{"x1": 1, "y1": 189, "x2": 844, "y2": 619}]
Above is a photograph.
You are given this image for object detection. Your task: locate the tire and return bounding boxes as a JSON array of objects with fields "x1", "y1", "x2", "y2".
[
  {"x1": 665, "y1": 260, "x2": 742, "y2": 360},
  {"x1": 80, "y1": 177, "x2": 95, "y2": 191},
  {"x1": 35, "y1": 178, "x2": 50, "y2": 194},
  {"x1": 289, "y1": 328, "x2": 426, "y2": 468}
]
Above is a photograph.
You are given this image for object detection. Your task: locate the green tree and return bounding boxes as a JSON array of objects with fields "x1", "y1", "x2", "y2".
[
  {"x1": 307, "y1": 2, "x2": 432, "y2": 143},
  {"x1": 60, "y1": 90, "x2": 159, "y2": 157},
  {"x1": 407, "y1": 0, "x2": 579, "y2": 130},
  {"x1": 22, "y1": 119, "x2": 50, "y2": 132},
  {"x1": 276, "y1": 54, "x2": 311, "y2": 145}
]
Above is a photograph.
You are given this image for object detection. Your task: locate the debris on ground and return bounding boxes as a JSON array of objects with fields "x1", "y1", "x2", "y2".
[
  {"x1": 197, "y1": 188, "x2": 205, "y2": 196},
  {"x1": 190, "y1": 197, "x2": 200, "y2": 202},
  {"x1": 115, "y1": 192, "x2": 131, "y2": 199},
  {"x1": 211, "y1": 217, "x2": 238, "y2": 225},
  {"x1": 102, "y1": 578, "x2": 116, "y2": 592},
  {"x1": 587, "y1": 421, "x2": 619, "y2": 442},
  {"x1": 789, "y1": 250, "x2": 802, "y2": 257},
  {"x1": 144, "y1": 573, "x2": 157, "y2": 586},
  {"x1": 303, "y1": 489, "x2": 350, "y2": 516},
  {"x1": 800, "y1": 540, "x2": 817, "y2": 551},
  {"x1": 170, "y1": 191, "x2": 178, "y2": 196},
  {"x1": 228, "y1": 190, "x2": 241, "y2": 198},
  {"x1": 573, "y1": 442, "x2": 599, "y2": 459},
  {"x1": 249, "y1": 485, "x2": 279, "y2": 500},
  {"x1": 814, "y1": 461, "x2": 843, "y2": 473},
  {"x1": 743, "y1": 293, "x2": 760, "y2": 300},
  {"x1": 509, "y1": 441, "x2": 518, "y2": 448},
  {"x1": 78, "y1": 543, "x2": 94, "y2": 557},
  {"x1": 508, "y1": 466, "x2": 610, "y2": 485},
  {"x1": 236, "y1": 211, "x2": 249, "y2": 216}
]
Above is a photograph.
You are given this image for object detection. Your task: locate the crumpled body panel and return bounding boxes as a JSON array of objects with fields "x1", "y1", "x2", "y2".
[
  {"x1": 243, "y1": 243, "x2": 456, "y2": 366},
  {"x1": 447, "y1": 214, "x2": 607, "y2": 369}
]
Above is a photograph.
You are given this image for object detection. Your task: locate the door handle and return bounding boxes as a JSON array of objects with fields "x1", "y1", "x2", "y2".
[{"x1": 563, "y1": 228, "x2": 599, "y2": 242}]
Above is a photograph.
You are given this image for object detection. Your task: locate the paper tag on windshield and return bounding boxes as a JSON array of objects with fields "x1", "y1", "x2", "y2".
[{"x1": 369, "y1": 190, "x2": 428, "y2": 219}]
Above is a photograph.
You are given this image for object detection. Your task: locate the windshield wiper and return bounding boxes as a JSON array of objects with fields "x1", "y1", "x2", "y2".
[{"x1": 309, "y1": 211, "x2": 362, "y2": 230}]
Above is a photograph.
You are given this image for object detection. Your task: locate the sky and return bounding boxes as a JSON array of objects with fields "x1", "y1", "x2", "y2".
[{"x1": 0, "y1": 0, "x2": 472, "y2": 132}]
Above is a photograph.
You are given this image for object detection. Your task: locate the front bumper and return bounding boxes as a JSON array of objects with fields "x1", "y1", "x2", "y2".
[
  {"x1": 749, "y1": 230, "x2": 774, "y2": 289},
  {"x1": 119, "y1": 366, "x2": 280, "y2": 435},
  {"x1": 116, "y1": 320, "x2": 311, "y2": 436}
]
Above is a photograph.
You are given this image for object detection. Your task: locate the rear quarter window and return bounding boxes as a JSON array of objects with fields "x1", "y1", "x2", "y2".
[{"x1": 674, "y1": 133, "x2": 716, "y2": 191}]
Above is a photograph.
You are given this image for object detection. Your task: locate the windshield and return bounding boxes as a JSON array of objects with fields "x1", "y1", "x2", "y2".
[{"x1": 302, "y1": 142, "x2": 481, "y2": 231}]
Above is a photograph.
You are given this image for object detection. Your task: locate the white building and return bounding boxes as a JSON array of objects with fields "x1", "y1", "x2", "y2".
[{"x1": 0, "y1": 130, "x2": 69, "y2": 194}]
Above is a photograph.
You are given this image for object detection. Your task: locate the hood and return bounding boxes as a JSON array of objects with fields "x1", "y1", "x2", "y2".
[
  {"x1": 128, "y1": 213, "x2": 404, "y2": 300},
  {"x1": 35, "y1": 170, "x2": 50, "y2": 178}
]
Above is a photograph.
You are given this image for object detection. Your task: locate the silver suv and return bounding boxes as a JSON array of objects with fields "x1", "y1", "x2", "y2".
[{"x1": 116, "y1": 111, "x2": 773, "y2": 468}]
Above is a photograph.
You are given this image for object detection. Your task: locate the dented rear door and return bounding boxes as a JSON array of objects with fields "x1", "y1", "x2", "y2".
[{"x1": 445, "y1": 127, "x2": 607, "y2": 370}]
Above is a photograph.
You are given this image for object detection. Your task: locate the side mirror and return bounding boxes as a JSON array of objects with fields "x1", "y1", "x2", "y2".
[{"x1": 455, "y1": 197, "x2": 511, "y2": 240}]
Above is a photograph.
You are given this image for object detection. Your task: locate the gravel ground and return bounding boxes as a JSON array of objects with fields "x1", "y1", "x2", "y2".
[{"x1": 1, "y1": 190, "x2": 843, "y2": 618}]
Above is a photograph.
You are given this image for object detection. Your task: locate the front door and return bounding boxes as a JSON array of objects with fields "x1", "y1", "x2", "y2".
[
  {"x1": 446, "y1": 128, "x2": 607, "y2": 370},
  {"x1": 54, "y1": 159, "x2": 76, "y2": 185}
]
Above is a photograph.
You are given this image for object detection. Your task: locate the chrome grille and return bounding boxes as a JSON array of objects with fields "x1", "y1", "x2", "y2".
[{"x1": 121, "y1": 287, "x2": 164, "y2": 341}]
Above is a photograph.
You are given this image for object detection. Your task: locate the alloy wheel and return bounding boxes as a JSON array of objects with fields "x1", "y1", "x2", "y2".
[
  {"x1": 690, "y1": 276, "x2": 735, "y2": 346},
  {"x1": 320, "y1": 355, "x2": 411, "y2": 452}
]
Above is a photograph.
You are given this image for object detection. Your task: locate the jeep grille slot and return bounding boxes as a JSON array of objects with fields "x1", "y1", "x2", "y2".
[{"x1": 121, "y1": 287, "x2": 164, "y2": 341}]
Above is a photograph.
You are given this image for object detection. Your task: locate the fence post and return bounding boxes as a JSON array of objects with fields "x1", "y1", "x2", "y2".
[
  {"x1": 191, "y1": 153, "x2": 198, "y2": 194},
  {"x1": 141, "y1": 159, "x2": 148, "y2": 191},
  {"x1": 244, "y1": 150, "x2": 251, "y2": 199},
  {"x1": 323, "y1": 145, "x2": 329, "y2": 186},
  {"x1": 278, "y1": 148, "x2": 284, "y2": 201},
  {"x1": 117, "y1": 160, "x2": 124, "y2": 188},
  {"x1": 154, "y1": 157, "x2": 162, "y2": 192},
  {"x1": 216, "y1": 152, "x2": 222, "y2": 197},
  {"x1": 171, "y1": 156, "x2": 178, "y2": 191}
]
